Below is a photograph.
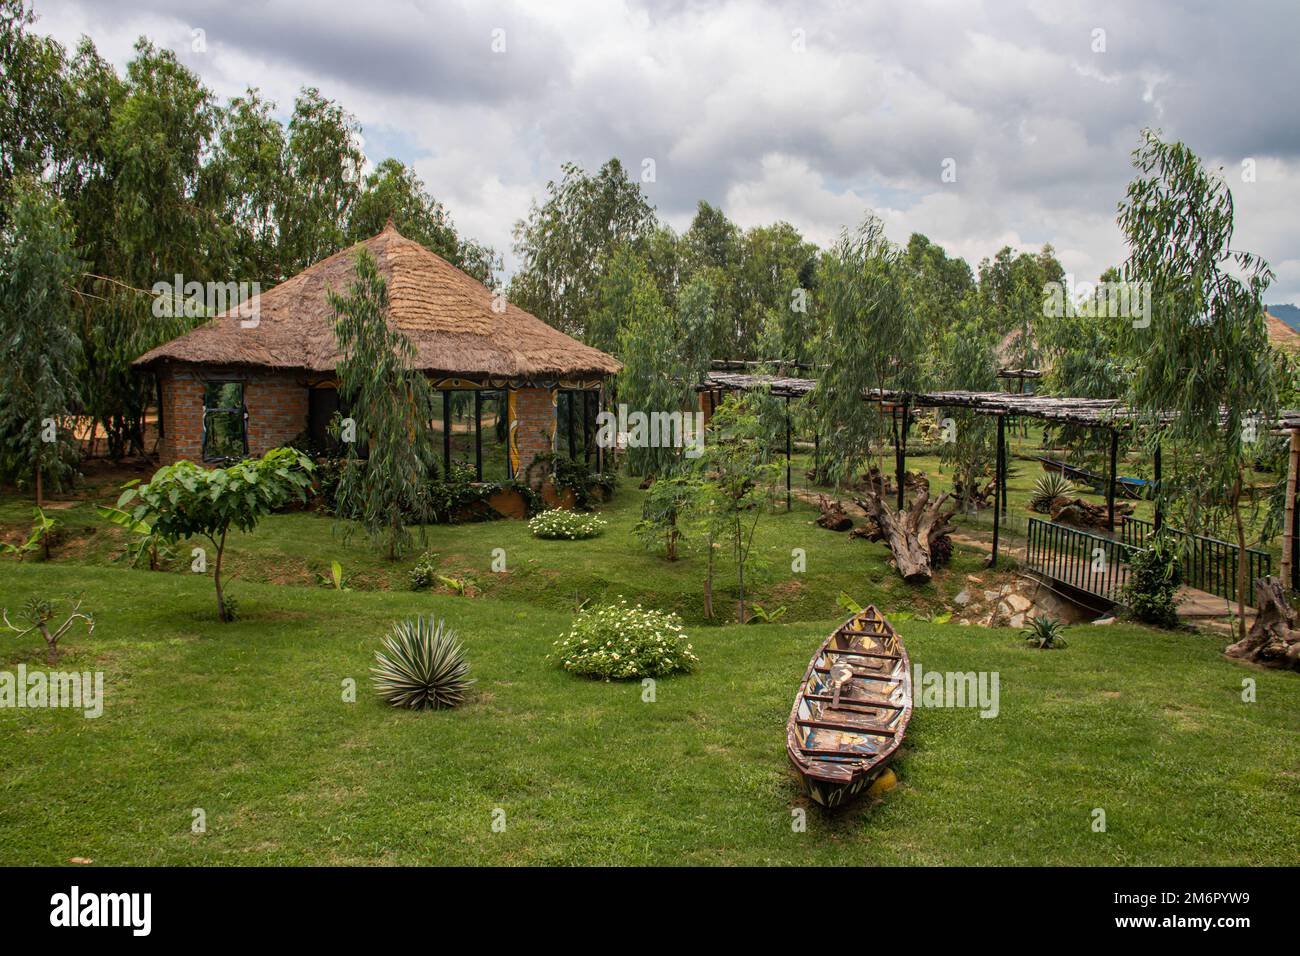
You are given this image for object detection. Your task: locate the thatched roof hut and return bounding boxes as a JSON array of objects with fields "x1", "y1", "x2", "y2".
[
  {"x1": 139, "y1": 222, "x2": 618, "y2": 477},
  {"x1": 135, "y1": 221, "x2": 620, "y2": 379}
]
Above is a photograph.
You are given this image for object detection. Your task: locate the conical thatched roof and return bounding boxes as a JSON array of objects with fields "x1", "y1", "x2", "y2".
[
  {"x1": 134, "y1": 222, "x2": 620, "y2": 380},
  {"x1": 1266, "y1": 309, "x2": 1300, "y2": 353}
]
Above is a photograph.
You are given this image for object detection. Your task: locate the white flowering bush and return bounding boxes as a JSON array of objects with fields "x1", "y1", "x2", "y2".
[
  {"x1": 528, "y1": 509, "x2": 607, "y2": 540},
  {"x1": 550, "y1": 600, "x2": 698, "y2": 680}
]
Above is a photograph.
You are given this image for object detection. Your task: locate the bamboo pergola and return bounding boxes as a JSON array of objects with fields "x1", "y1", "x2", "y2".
[{"x1": 696, "y1": 370, "x2": 1163, "y2": 567}]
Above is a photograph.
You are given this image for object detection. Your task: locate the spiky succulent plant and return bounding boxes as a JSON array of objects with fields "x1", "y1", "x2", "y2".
[
  {"x1": 371, "y1": 617, "x2": 474, "y2": 710},
  {"x1": 1030, "y1": 472, "x2": 1074, "y2": 513},
  {"x1": 1021, "y1": 615, "x2": 1069, "y2": 649}
]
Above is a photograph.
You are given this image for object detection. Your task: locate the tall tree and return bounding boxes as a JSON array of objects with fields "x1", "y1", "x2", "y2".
[
  {"x1": 329, "y1": 249, "x2": 440, "y2": 560},
  {"x1": 0, "y1": 178, "x2": 82, "y2": 503},
  {"x1": 279, "y1": 87, "x2": 364, "y2": 275},
  {"x1": 1117, "y1": 129, "x2": 1276, "y2": 639},
  {"x1": 607, "y1": 248, "x2": 695, "y2": 476},
  {"x1": 809, "y1": 214, "x2": 920, "y2": 484},
  {"x1": 0, "y1": 0, "x2": 64, "y2": 228},
  {"x1": 346, "y1": 157, "x2": 498, "y2": 283},
  {"x1": 510, "y1": 158, "x2": 655, "y2": 341},
  {"x1": 734, "y1": 222, "x2": 818, "y2": 361},
  {"x1": 215, "y1": 88, "x2": 287, "y2": 285}
]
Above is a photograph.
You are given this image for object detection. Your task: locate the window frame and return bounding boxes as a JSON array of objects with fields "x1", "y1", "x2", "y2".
[{"x1": 201, "y1": 380, "x2": 249, "y2": 463}]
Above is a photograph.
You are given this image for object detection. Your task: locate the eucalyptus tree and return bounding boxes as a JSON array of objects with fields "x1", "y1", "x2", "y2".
[
  {"x1": 1117, "y1": 128, "x2": 1276, "y2": 638},
  {"x1": 346, "y1": 157, "x2": 499, "y2": 284},
  {"x1": 510, "y1": 158, "x2": 655, "y2": 341},
  {"x1": 329, "y1": 249, "x2": 441, "y2": 560},
  {"x1": 736, "y1": 222, "x2": 820, "y2": 362},
  {"x1": 0, "y1": 178, "x2": 83, "y2": 503},
  {"x1": 934, "y1": 298, "x2": 999, "y2": 513},
  {"x1": 809, "y1": 214, "x2": 921, "y2": 485},
  {"x1": 609, "y1": 248, "x2": 696, "y2": 476},
  {"x1": 279, "y1": 88, "x2": 364, "y2": 275},
  {"x1": 0, "y1": 0, "x2": 65, "y2": 226},
  {"x1": 977, "y1": 244, "x2": 1064, "y2": 371},
  {"x1": 216, "y1": 89, "x2": 287, "y2": 285}
]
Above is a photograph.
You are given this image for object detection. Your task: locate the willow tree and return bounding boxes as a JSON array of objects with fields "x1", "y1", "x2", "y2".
[
  {"x1": 1117, "y1": 129, "x2": 1276, "y2": 639},
  {"x1": 329, "y1": 249, "x2": 440, "y2": 559}
]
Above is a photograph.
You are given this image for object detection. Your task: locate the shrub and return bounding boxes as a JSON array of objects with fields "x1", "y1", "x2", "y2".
[
  {"x1": 1122, "y1": 533, "x2": 1182, "y2": 627},
  {"x1": 1, "y1": 507, "x2": 57, "y2": 561},
  {"x1": 1021, "y1": 615, "x2": 1068, "y2": 649},
  {"x1": 550, "y1": 600, "x2": 697, "y2": 679},
  {"x1": 530, "y1": 453, "x2": 618, "y2": 510},
  {"x1": 371, "y1": 617, "x2": 474, "y2": 710},
  {"x1": 1030, "y1": 472, "x2": 1074, "y2": 513},
  {"x1": 409, "y1": 551, "x2": 438, "y2": 590},
  {"x1": 632, "y1": 475, "x2": 698, "y2": 560},
  {"x1": 529, "y1": 509, "x2": 607, "y2": 540}
]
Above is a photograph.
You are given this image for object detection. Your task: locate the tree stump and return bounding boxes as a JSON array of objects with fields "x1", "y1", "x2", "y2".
[
  {"x1": 854, "y1": 478, "x2": 956, "y2": 584},
  {"x1": 1049, "y1": 497, "x2": 1133, "y2": 530},
  {"x1": 1225, "y1": 577, "x2": 1300, "y2": 670},
  {"x1": 814, "y1": 495, "x2": 854, "y2": 532}
]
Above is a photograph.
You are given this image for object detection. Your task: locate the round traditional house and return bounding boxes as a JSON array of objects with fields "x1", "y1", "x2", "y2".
[{"x1": 134, "y1": 222, "x2": 621, "y2": 480}]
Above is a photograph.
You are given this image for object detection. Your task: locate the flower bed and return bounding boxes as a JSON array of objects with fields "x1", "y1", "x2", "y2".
[
  {"x1": 528, "y1": 509, "x2": 607, "y2": 540},
  {"x1": 550, "y1": 600, "x2": 697, "y2": 679}
]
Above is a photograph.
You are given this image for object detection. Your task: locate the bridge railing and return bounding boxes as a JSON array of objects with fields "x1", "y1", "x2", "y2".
[
  {"x1": 1121, "y1": 516, "x2": 1271, "y2": 603},
  {"x1": 1025, "y1": 518, "x2": 1134, "y2": 603}
]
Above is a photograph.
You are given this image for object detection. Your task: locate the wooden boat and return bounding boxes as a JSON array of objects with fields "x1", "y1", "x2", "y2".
[
  {"x1": 1037, "y1": 456, "x2": 1148, "y2": 499},
  {"x1": 786, "y1": 606, "x2": 913, "y2": 808}
]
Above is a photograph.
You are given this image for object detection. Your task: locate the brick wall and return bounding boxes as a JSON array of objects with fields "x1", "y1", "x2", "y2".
[
  {"x1": 245, "y1": 377, "x2": 309, "y2": 457},
  {"x1": 158, "y1": 366, "x2": 563, "y2": 476},
  {"x1": 158, "y1": 364, "x2": 309, "y2": 465},
  {"x1": 159, "y1": 369, "x2": 205, "y2": 463},
  {"x1": 513, "y1": 386, "x2": 556, "y2": 476}
]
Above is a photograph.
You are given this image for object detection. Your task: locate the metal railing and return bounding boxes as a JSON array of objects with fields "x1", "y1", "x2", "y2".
[
  {"x1": 1120, "y1": 516, "x2": 1271, "y2": 603},
  {"x1": 1025, "y1": 518, "x2": 1134, "y2": 603}
]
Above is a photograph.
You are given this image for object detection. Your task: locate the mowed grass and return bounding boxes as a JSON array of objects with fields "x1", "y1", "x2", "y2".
[
  {"x1": 1, "y1": 561, "x2": 1298, "y2": 866},
  {"x1": 0, "y1": 481, "x2": 985, "y2": 626}
]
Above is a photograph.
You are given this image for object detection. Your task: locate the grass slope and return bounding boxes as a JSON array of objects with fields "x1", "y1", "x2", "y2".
[{"x1": 2, "y1": 562, "x2": 1297, "y2": 866}]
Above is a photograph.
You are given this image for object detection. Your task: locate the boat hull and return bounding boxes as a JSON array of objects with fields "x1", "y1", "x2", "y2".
[{"x1": 785, "y1": 606, "x2": 913, "y2": 810}]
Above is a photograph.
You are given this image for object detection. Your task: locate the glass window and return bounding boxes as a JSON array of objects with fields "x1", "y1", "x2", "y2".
[
  {"x1": 202, "y1": 382, "x2": 247, "y2": 462},
  {"x1": 447, "y1": 390, "x2": 476, "y2": 474},
  {"x1": 478, "y1": 390, "x2": 510, "y2": 482},
  {"x1": 556, "y1": 390, "x2": 599, "y2": 471}
]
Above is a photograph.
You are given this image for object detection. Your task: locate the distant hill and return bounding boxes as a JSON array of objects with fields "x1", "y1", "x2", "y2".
[{"x1": 1268, "y1": 303, "x2": 1300, "y2": 330}]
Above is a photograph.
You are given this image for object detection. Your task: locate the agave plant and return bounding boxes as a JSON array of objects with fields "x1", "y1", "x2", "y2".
[
  {"x1": 1021, "y1": 615, "x2": 1068, "y2": 649},
  {"x1": 1029, "y1": 472, "x2": 1074, "y2": 513},
  {"x1": 371, "y1": 617, "x2": 474, "y2": 710}
]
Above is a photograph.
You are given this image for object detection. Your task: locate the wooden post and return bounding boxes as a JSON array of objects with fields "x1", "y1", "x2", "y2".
[
  {"x1": 1107, "y1": 427, "x2": 1118, "y2": 532},
  {"x1": 1153, "y1": 441, "x2": 1162, "y2": 533},
  {"x1": 991, "y1": 414, "x2": 1004, "y2": 568},
  {"x1": 474, "y1": 389, "x2": 483, "y2": 481},
  {"x1": 1284, "y1": 429, "x2": 1299, "y2": 590},
  {"x1": 442, "y1": 390, "x2": 452, "y2": 476},
  {"x1": 784, "y1": 396, "x2": 792, "y2": 511},
  {"x1": 1000, "y1": 417, "x2": 1008, "y2": 517},
  {"x1": 896, "y1": 396, "x2": 909, "y2": 512}
]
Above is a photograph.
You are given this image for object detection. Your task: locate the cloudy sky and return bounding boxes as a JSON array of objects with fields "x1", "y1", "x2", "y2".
[{"x1": 29, "y1": 0, "x2": 1300, "y2": 302}]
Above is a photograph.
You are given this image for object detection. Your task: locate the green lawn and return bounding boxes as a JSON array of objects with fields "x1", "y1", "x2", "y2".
[
  {"x1": 2, "y1": 555, "x2": 1297, "y2": 865},
  {"x1": 0, "y1": 479, "x2": 986, "y2": 627}
]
